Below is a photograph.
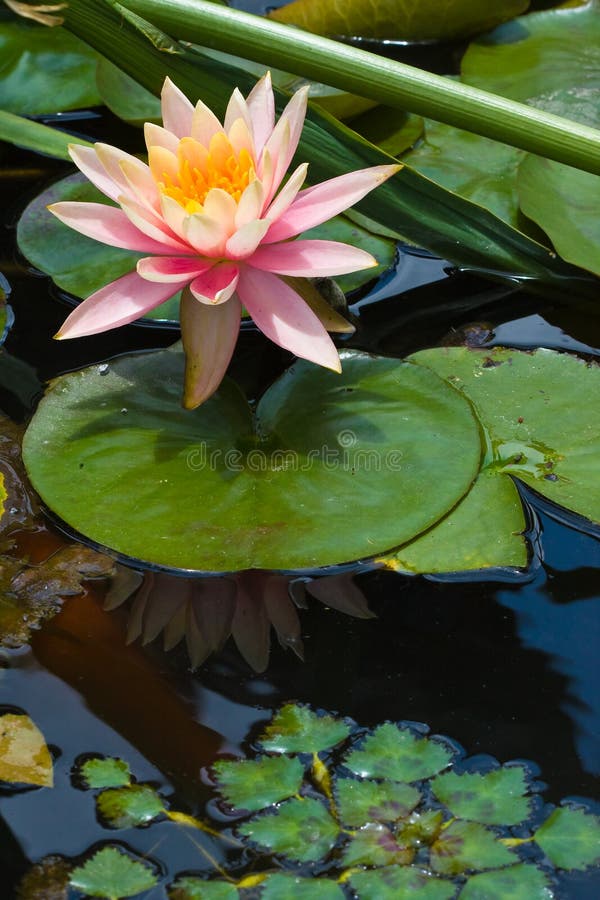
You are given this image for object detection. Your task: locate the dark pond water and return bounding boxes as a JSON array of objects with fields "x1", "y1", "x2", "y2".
[{"x1": 0, "y1": 41, "x2": 599, "y2": 900}]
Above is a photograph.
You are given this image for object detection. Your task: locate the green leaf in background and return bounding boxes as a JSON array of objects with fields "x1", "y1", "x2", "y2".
[
  {"x1": 349, "y1": 866, "x2": 457, "y2": 900},
  {"x1": 459, "y1": 863, "x2": 554, "y2": 899},
  {"x1": 349, "y1": 106, "x2": 424, "y2": 158},
  {"x1": 79, "y1": 756, "x2": 132, "y2": 789},
  {"x1": 259, "y1": 874, "x2": 345, "y2": 899},
  {"x1": 430, "y1": 820, "x2": 516, "y2": 875},
  {"x1": 410, "y1": 347, "x2": 600, "y2": 526},
  {"x1": 70, "y1": 846, "x2": 158, "y2": 899},
  {"x1": 0, "y1": 712, "x2": 53, "y2": 787},
  {"x1": 534, "y1": 806, "x2": 600, "y2": 870},
  {"x1": 344, "y1": 724, "x2": 455, "y2": 783},
  {"x1": 168, "y1": 878, "x2": 239, "y2": 899},
  {"x1": 258, "y1": 704, "x2": 351, "y2": 754},
  {"x1": 238, "y1": 797, "x2": 339, "y2": 863},
  {"x1": 0, "y1": 109, "x2": 88, "y2": 160},
  {"x1": 212, "y1": 756, "x2": 304, "y2": 812},
  {"x1": 335, "y1": 777, "x2": 421, "y2": 827},
  {"x1": 0, "y1": 19, "x2": 101, "y2": 114},
  {"x1": 96, "y1": 56, "x2": 162, "y2": 126},
  {"x1": 432, "y1": 766, "x2": 531, "y2": 826},
  {"x1": 96, "y1": 784, "x2": 166, "y2": 829},
  {"x1": 342, "y1": 822, "x2": 415, "y2": 867},
  {"x1": 22, "y1": 348, "x2": 481, "y2": 571},
  {"x1": 268, "y1": 0, "x2": 529, "y2": 42}
]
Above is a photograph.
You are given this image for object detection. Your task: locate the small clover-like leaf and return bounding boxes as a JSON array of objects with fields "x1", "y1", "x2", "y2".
[
  {"x1": 349, "y1": 865, "x2": 457, "y2": 899},
  {"x1": 459, "y1": 863, "x2": 554, "y2": 899},
  {"x1": 432, "y1": 766, "x2": 530, "y2": 826},
  {"x1": 344, "y1": 724, "x2": 454, "y2": 783},
  {"x1": 260, "y1": 873, "x2": 345, "y2": 898},
  {"x1": 168, "y1": 877, "x2": 239, "y2": 899},
  {"x1": 342, "y1": 822, "x2": 415, "y2": 868},
  {"x1": 430, "y1": 820, "x2": 516, "y2": 875},
  {"x1": 258, "y1": 704, "x2": 350, "y2": 754},
  {"x1": 534, "y1": 806, "x2": 600, "y2": 870},
  {"x1": 96, "y1": 785, "x2": 165, "y2": 829},
  {"x1": 70, "y1": 846, "x2": 158, "y2": 899},
  {"x1": 79, "y1": 757, "x2": 131, "y2": 789},
  {"x1": 335, "y1": 777, "x2": 420, "y2": 827},
  {"x1": 213, "y1": 756, "x2": 304, "y2": 812},
  {"x1": 238, "y1": 797, "x2": 338, "y2": 863},
  {"x1": 0, "y1": 713, "x2": 53, "y2": 787}
]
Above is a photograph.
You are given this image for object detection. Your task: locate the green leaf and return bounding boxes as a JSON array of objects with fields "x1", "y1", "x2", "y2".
[
  {"x1": 0, "y1": 713, "x2": 53, "y2": 787},
  {"x1": 22, "y1": 348, "x2": 481, "y2": 571},
  {"x1": 349, "y1": 866, "x2": 457, "y2": 900},
  {"x1": 168, "y1": 878, "x2": 239, "y2": 900},
  {"x1": 344, "y1": 724, "x2": 455, "y2": 783},
  {"x1": 268, "y1": 0, "x2": 528, "y2": 42},
  {"x1": 259, "y1": 874, "x2": 345, "y2": 899},
  {"x1": 213, "y1": 756, "x2": 304, "y2": 812},
  {"x1": 0, "y1": 110, "x2": 89, "y2": 161},
  {"x1": 410, "y1": 347, "x2": 600, "y2": 526},
  {"x1": 96, "y1": 785, "x2": 165, "y2": 829},
  {"x1": 238, "y1": 797, "x2": 338, "y2": 863},
  {"x1": 342, "y1": 822, "x2": 415, "y2": 867},
  {"x1": 96, "y1": 57, "x2": 162, "y2": 126},
  {"x1": 430, "y1": 820, "x2": 516, "y2": 875},
  {"x1": 259, "y1": 704, "x2": 350, "y2": 754},
  {"x1": 459, "y1": 863, "x2": 554, "y2": 899},
  {"x1": 432, "y1": 766, "x2": 530, "y2": 826},
  {"x1": 79, "y1": 757, "x2": 131, "y2": 789},
  {"x1": 0, "y1": 19, "x2": 101, "y2": 114},
  {"x1": 335, "y1": 777, "x2": 420, "y2": 827},
  {"x1": 534, "y1": 806, "x2": 600, "y2": 870},
  {"x1": 70, "y1": 846, "x2": 158, "y2": 899}
]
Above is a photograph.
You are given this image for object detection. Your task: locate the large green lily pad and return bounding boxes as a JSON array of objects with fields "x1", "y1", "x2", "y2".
[{"x1": 22, "y1": 347, "x2": 480, "y2": 571}]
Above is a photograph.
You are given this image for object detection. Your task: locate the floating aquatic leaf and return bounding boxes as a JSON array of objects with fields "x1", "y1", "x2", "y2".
[
  {"x1": 96, "y1": 784, "x2": 165, "y2": 829},
  {"x1": 345, "y1": 724, "x2": 455, "y2": 783},
  {"x1": 79, "y1": 757, "x2": 132, "y2": 790},
  {"x1": 212, "y1": 756, "x2": 304, "y2": 812},
  {"x1": 459, "y1": 862, "x2": 554, "y2": 899},
  {"x1": 342, "y1": 822, "x2": 415, "y2": 868},
  {"x1": 430, "y1": 820, "x2": 516, "y2": 875},
  {"x1": 168, "y1": 878, "x2": 239, "y2": 899},
  {"x1": 259, "y1": 704, "x2": 350, "y2": 755},
  {"x1": 396, "y1": 809, "x2": 445, "y2": 846},
  {"x1": 96, "y1": 57, "x2": 161, "y2": 127},
  {"x1": 23, "y1": 348, "x2": 480, "y2": 571},
  {"x1": 349, "y1": 865, "x2": 457, "y2": 900},
  {"x1": 534, "y1": 806, "x2": 600, "y2": 870},
  {"x1": 238, "y1": 797, "x2": 338, "y2": 863},
  {"x1": 259, "y1": 874, "x2": 345, "y2": 899},
  {"x1": 70, "y1": 846, "x2": 158, "y2": 899},
  {"x1": 432, "y1": 766, "x2": 530, "y2": 826},
  {"x1": 335, "y1": 777, "x2": 420, "y2": 827},
  {"x1": 0, "y1": 712, "x2": 53, "y2": 787},
  {"x1": 14, "y1": 854, "x2": 71, "y2": 900}
]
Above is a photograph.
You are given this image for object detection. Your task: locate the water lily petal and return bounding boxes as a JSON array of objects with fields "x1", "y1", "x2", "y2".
[
  {"x1": 238, "y1": 267, "x2": 341, "y2": 372},
  {"x1": 148, "y1": 145, "x2": 179, "y2": 187},
  {"x1": 262, "y1": 85, "x2": 309, "y2": 202},
  {"x1": 246, "y1": 71, "x2": 275, "y2": 156},
  {"x1": 265, "y1": 164, "x2": 401, "y2": 242},
  {"x1": 190, "y1": 263, "x2": 239, "y2": 305},
  {"x1": 48, "y1": 202, "x2": 180, "y2": 254},
  {"x1": 235, "y1": 179, "x2": 265, "y2": 229},
  {"x1": 160, "y1": 193, "x2": 189, "y2": 241},
  {"x1": 161, "y1": 76, "x2": 194, "y2": 138},
  {"x1": 203, "y1": 188, "x2": 237, "y2": 235},
  {"x1": 137, "y1": 256, "x2": 213, "y2": 283},
  {"x1": 119, "y1": 158, "x2": 160, "y2": 213},
  {"x1": 226, "y1": 220, "x2": 271, "y2": 260},
  {"x1": 183, "y1": 213, "x2": 229, "y2": 257},
  {"x1": 265, "y1": 162, "x2": 308, "y2": 224},
  {"x1": 261, "y1": 116, "x2": 290, "y2": 204},
  {"x1": 55, "y1": 271, "x2": 187, "y2": 338},
  {"x1": 224, "y1": 87, "x2": 251, "y2": 134},
  {"x1": 68, "y1": 144, "x2": 123, "y2": 203},
  {"x1": 144, "y1": 122, "x2": 179, "y2": 155},
  {"x1": 280, "y1": 276, "x2": 355, "y2": 334},
  {"x1": 228, "y1": 117, "x2": 255, "y2": 160},
  {"x1": 119, "y1": 195, "x2": 191, "y2": 251},
  {"x1": 191, "y1": 97, "x2": 223, "y2": 146},
  {"x1": 95, "y1": 143, "x2": 148, "y2": 199},
  {"x1": 249, "y1": 239, "x2": 378, "y2": 277},
  {"x1": 181, "y1": 286, "x2": 241, "y2": 409}
]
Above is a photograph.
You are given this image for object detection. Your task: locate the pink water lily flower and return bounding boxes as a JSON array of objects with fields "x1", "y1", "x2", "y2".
[{"x1": 49, "y1": 74, "x2": 399, "y2": 407}]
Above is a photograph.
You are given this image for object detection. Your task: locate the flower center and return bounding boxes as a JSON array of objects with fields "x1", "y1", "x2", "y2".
[{"x1": 159, "y1": 133, "x2": 255, "y2": 214}]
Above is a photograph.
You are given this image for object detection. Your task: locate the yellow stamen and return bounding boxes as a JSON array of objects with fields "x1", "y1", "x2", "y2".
[{"x1": 158, "y1": 134, "x2": 255, "y2": 213}]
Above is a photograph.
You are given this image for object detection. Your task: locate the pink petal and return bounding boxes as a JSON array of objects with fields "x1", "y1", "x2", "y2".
[
  {"x1": 225, "y1": 220, "x2": 270, "y2": 260},
  {"x1": 189, "y1": 263, "x2": 239, "y2": 305},
  {"x1": 260, "y1": 116, "x2": 290, "y2": 204},
  {"x1": 160, "y1": 193, "x2": 188, "y2": 242},
  {"x1": 224, "y1": 87, "x2": 251, "y2": 134},
  {"x1": 95, "y1": 143, "x2": 148, "y2": 200},
  {"x1": 119, "y1": 196, "x2": 192, "y2": 252},
  {"x1": 203, "y1": 188, "x2": 237, "y2": 232},
  {"x1": 246, "y1": 71, "x2": 275, "y2": 156},
  {"x1": 235, "y1": 179, "x2": 265, "y2": 229},
  {"x1": 148, "y1": 145, "x2": 179, "y2": 186},
  {"x1": 55, "y1": 271, "x2": 188, "y2": 338},
  {"x1": 265, "y1": 164, "x2": 401, "y2": 243},
  {"x1": 48, "y1": 202, "x2": 182, "y2": 255},
  {"x1": 144, "y1": 122, "x2": 179, "y2": 155},
  {"x1": 68, "y1": 144, "x2": 123, "y2": 203},
  {"x1": 237, "y1": 267, "x2": 341, "y2": 372},
  {"x1": 249, "y1": 239, "x2": 377, "y2": 277},
  {"x1": 262, "y1": 85, "x2": 309, "y2": 203},
  {"x1": 119, "y1": 158, "x2": 160, "y2": 213},
  {"x1": 180, "y1": 287, "x2": 241, "y2": 409},
  {"x1": 264, "y1": 161, "x2": 308, "y2": 223},
  {"x1": 191, "y1": 97, "x2": 223, "y2": 146},
  {"x1": 228, "y1": 117, "x2": 255, "y2": 160},
  {"x1": 183, "y1": 212, "x2": 229, "y2": 257},
  {"x1": 137, "y1": 256, "x2": 212, "y2": 283},
  {"x1": 161, "y1": 77, "x2": 194, "y2": 138}
]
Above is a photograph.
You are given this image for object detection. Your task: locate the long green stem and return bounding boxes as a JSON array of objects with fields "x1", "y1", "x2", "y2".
[
  {"x1": 120, "y1": 0, "x2": 600, "y2": 176},
  {"x1": 0, "y1": 109, "x2": 90, "y2": 160}
]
